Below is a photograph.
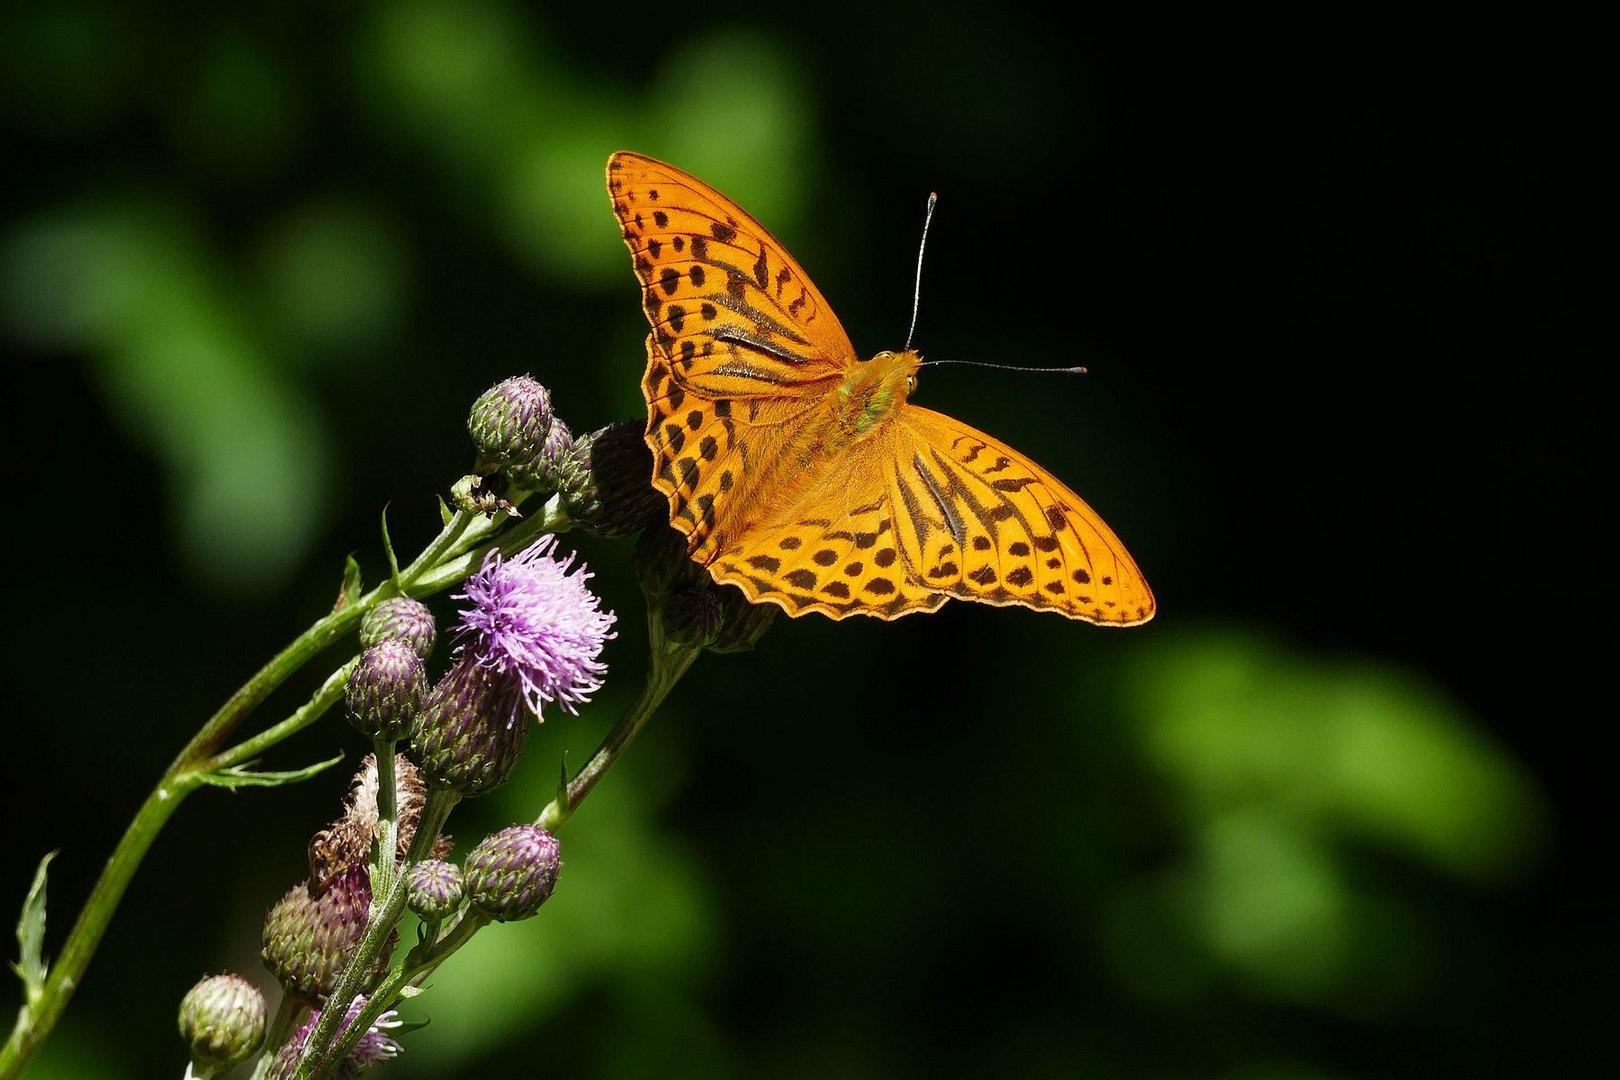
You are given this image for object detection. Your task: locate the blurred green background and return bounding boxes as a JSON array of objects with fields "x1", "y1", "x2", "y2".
[{"x1": 0, "y1": 6, "x2": 1605, "y2": 1078}]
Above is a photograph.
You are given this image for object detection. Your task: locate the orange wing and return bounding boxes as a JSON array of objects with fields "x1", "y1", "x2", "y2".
[
  {"x1": 607, "y1": 151, "x2": 854, "y2": 398},
  {"x1": 701, "y1": 409, "x2": 1154, "y2": 625},
  {"x1": 886, "y1": 407, "x2": 1154, "y2": 624},
  {"x1": 608, "y1": 151, "x2": 856, "y2": 564}
]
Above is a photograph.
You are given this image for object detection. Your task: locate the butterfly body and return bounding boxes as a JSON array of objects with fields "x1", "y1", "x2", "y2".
[
  {"x1": 608, "y1": 152, "x2": 1154, "y2": 626},
  {"x1": 832, "y1": 348, "x2": 919, "y2": 438}
]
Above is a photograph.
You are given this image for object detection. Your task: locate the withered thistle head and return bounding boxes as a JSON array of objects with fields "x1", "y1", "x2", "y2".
[{"x1": 308, "y1": 755, "x2": 447, "y2": 892}]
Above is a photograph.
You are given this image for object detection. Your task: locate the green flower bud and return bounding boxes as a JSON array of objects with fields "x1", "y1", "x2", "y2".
[
  {"x1": 534, "y1": 416, "x2": 576, "y2": 491},
  {"x1": 464, "y1": 825, "x2": 561, "y2": 922},
  {"x1": 261, "y1": 867, "x2": 393, "y2": 1003},
  {"x1": 561, "y1": 421, "x2": 667, "y2": 538},
  {"x1": 178, "y1": 972, "x2": 266, "y2": 1076},
  {"x1": 468, "y1": 375, "x2": 554, "y2": 487},
  {"x1": 662, "y1": 587, "x2": 724, "y2": 648},
  {"x1": 635, "y1": 526, "x2": 777, "y2": 653},
  {"x1": 406, "y1": 859, "x2": 464, "y2": 923},
  {"x1": 359, "y1": 597, "x2": 437, "y2": 659},
  {"x1": 633, "y1": 523, "x2": 707, "y2": 601},
  {"x1": 705, "y1": 582, "x2": 779, "y2": 653},
  {"x1": 345, "y1": 640, "x2": 426, "y2": 742}
]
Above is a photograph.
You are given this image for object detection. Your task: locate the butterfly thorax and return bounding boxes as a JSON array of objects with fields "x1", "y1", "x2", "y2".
[{"x1": 832, "y1": 349, "x2": 921, "y2": 439}]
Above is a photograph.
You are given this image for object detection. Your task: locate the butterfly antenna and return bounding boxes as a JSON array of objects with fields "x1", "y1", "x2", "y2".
[
  {"x1": 922, "y1": 359, "x2": 1088, "y2": 375},
  {"x1": 904, "y1": 193, "x2": 1082, "y2": 376},
  {"x1": 905, "y1": 192, "x2": 938, "y2": 351}
]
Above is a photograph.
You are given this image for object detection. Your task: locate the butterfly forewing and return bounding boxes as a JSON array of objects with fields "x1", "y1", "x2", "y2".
[{"x1": 608, "y1": 152, "x2": 854, "y2": 397}]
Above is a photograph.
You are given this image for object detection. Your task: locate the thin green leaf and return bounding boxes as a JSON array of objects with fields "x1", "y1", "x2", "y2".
[
  {"x1": 197, "y1": 754, "x2": 344, "y2": 790},
  {"x1": 12, "y1": 850, "x2": 56, "y2": 1005},
  {"x1": 382, "y1": 506, "x2": 402, "y2": 586},
  {"x1": 333, "y1": 555, "x2": 364, "y2": 613}
]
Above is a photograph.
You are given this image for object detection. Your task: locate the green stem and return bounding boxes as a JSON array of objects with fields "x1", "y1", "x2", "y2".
[
  {"x1": 249, "y1": 993, "x2": 307, "y2": 1080},
  {"x1": 0, "y1": 601, "x2": 359, "y2": 1079},
  {"x1": 295, "y1": 789, "x2": 460, "y2": 1080},
  {"x1": 0, "y1": 505, "x2": 533, "y2": 1080},
  {"x1": 538, "y1": 614, "x2": 700, "y2": 832},
  {"x1": 206, "y1": 660, "x2": 357, "y2": 775},
  {"x1": 322, "y1": 907, "x2": 491, "y2": 1068},
  {"x1": 372, "y1": 741, "x2": 400, "y2": 897}
]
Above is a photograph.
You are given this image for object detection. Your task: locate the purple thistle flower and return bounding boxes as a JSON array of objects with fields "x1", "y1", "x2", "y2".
[
  {"x1": 270, "y1": 995, "x2": 402, "y2": 1078},
  {"x1": 453, "y1": 536, "x2": 615, "y2": 725}
]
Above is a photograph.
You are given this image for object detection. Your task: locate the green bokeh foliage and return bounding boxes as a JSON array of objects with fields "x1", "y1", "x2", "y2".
[{"x1": 1, "y1": 3, "x2": 1601, "y2": 1077}]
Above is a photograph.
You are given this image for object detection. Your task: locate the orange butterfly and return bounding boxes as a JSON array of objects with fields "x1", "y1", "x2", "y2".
[{"x1": 607, "y1": 151, "x2": 1154, "y2": 625}]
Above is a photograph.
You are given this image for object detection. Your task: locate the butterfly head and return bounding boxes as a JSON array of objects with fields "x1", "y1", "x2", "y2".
[{"x1": 836, "y1": 348, "x2": 923, "y2": 437}]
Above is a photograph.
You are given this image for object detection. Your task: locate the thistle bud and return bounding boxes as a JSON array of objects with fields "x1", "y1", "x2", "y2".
[
  {"x1": 345, "y1": 640, "x2": 426, "y2": 742},
  {"x1": 635, "y1": 526, "x2": 777, "y2": 653},
  {"x1": 360, "y1": 597, "x2": 437, "y2": 659},
  {"x1": 468, "y1": 375, "x2": 554, "y2": 487},
  {"x1": 633, "y1": 523, "x2": 707, "y2": 601},
  {"x1": 661, "y1": 587, "x2": 724, "y2": 648},
  {"x1": 464, "y1": 825, "x2": 561, "y2": 922},
  {"x1": 705, "y1": 582, "x2": 779, "y2": 653},
  {"x1": 261, "y1": 866, "x2": 392, "y2": 1002},
  {"x1": 560, "y1": 421, "x2": 667, "y2": 538},
  {"x1": 408, "y1": 854, "x2": 466, "y2": 926},
  {"x1": 406, "y1": 859, "x2": 464, "y2": 923},
  {"x1": 178, "y1": 972, "x2": 266, "y2": 1076},
  {"x1": 527, "y1": 416, "x2": 575, "y2": 495},
  {"x1": 409, "y1": 659, "x2": 531, "y2": 797}
]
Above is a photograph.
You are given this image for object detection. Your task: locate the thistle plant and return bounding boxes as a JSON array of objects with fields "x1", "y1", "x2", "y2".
[{"x1": 0, "y1": 374, "x2": 761, "y2": 1078}]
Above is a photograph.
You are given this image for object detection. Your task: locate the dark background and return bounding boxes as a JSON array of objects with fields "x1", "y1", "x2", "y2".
[{"x1": 1, "y1": 7, "x2": 1607, "y2": 1078}]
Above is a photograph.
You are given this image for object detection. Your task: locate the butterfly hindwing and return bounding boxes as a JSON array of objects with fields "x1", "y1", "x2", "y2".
[
  {"x1": 887, "y1": 408, "x2": 1155, "y2": 625},
  {"x1": 642, "y1": 347, "x2": 823, "y2": 563},
  {"x1": 707, "y1": 442, "x2": 949, "y2": 619}
]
